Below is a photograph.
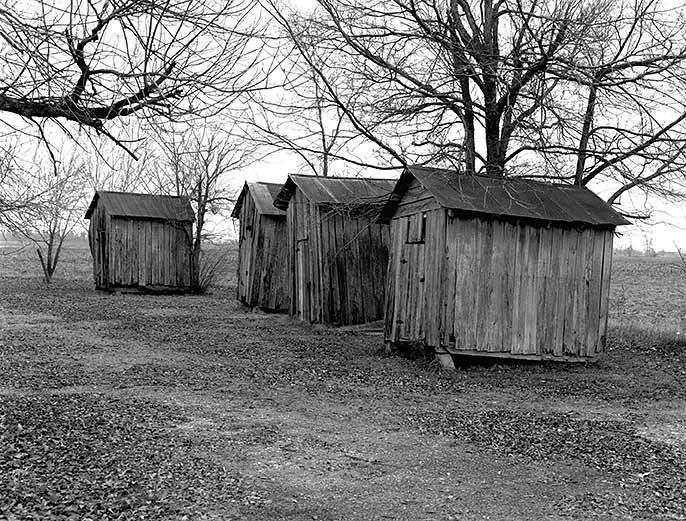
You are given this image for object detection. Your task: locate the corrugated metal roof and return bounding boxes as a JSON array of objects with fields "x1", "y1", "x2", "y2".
[
  {"x1": 230, "y1": 181, "x2": 285, "y2": 219},
  {"x1": 273, "y1": 174, "x2": 397, "y2": 210},
  {"x1": 380, "y1": 166, "x2": 630, "y2": 227},
  {"x1": 85, "y1": 191, "x2": 195, "y2": 221}
]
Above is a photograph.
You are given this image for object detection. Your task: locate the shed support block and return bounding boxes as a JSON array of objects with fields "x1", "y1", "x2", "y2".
[{"x1": 435, "y1": 349, "x2": 456, "y2": 370}]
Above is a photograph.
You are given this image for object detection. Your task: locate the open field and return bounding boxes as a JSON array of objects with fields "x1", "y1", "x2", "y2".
[{"x1": 1, "y1": 244, "x2": 685, "y2": 520}]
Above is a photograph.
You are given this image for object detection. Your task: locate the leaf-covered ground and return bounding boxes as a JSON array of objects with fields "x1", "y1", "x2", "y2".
[{"x1": 0, "y1": 245, "x2": 685, "y2": 520}]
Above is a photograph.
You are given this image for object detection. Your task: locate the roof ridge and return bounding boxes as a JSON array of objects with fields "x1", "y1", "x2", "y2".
[
  {"x1": 97, "y1": 190, "x2": 189, "y2": 199},
  {"x1": 290, "y1": 174, "x2": 397, "y2": 181},
  {"x1": 378, "y1": 166, "x2": 630, "y2": 227},
  {"x1": 247, "y1": 181, "x2": 285, "y2": 188},
  {"x1": 406, "y1": 165, "x2": 588, "y2": 190}
]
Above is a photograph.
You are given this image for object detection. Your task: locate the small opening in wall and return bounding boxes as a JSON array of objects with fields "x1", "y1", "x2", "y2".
[{"x1": 406, "y1": 212, "x2": 427, "y2": 244}]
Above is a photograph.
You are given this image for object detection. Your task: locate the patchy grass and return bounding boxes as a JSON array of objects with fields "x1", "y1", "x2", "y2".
[{"x1": 0, "y1": 244, "x2": 684, "y2": 520}]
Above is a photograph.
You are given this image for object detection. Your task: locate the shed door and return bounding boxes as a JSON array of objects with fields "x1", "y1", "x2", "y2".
[{"x1": 395, "y1": 213, "x2": 427, "y2": 342}]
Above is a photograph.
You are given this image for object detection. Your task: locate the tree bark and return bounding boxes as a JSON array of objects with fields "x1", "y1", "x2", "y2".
[{"x1": 575, "y1": 83, "x2": 598, "y2": 185}]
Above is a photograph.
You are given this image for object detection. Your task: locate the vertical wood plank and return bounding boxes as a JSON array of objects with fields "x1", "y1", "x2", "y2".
[
  {"x1": 543, "y1": 226, "x2": 562, "y2": 355},
  {"x1": 585, "y1": 229, "x2": 604, "y2": 356},
  {"x1": 597, "y1": 231, "x2": 614, "y2": 353},
  {"x1": 488, "y1": 219, "x2": 507, "y2": 352},
  {"x1": 396, "y1": 216, "x2": 410, "y2": 340},
  {"x1": 287, "y1": 200, "x2": 296, "y2": 316},
  {"x1": 421, "y1": 211, "x2": 436, "y2": 346},
  {"x1": 562, "y1": 228, "x2": 581, "y2": 355},
  {"x1": 511, "y1": 223, "x2": 527, "y2": 354},
  {"x1": 475, "y1": 219, "x2": 494, "y2": 352},
  {"x1": 442, "y1": 212, "x2": 458, "y2": 347},
  {"x1": 383, "y1": 218, "x2": 398, "y2": 342},
  {"x1": 428, "y1": 210, "x2": 446, "y2": 349},
  {"x1": 390, "y1": 218, "x2": 406, "y2": 342},
  {"x1": 524, "y1": 225, "x2": 541, "y2": 354},
  {"x1": 499, "y1": 221, "x2": 516, "y2": 352}
]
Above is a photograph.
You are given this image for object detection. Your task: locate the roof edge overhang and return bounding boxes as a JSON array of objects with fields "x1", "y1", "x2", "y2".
[
  {"x1": 273, "y1": 176, "x2": 299, "y2": 210},
  {"x1": 280, "y1": 173, "x2": 398, "y2": 210},
  {"x1": 107, "y1": 214, "x2": 194, "y2": 222},
  {"x1": 378, "y1": 165, "x2": 631, "y2": 228},
  {"x1": 84, "y1": 192, "x2": 100, "y2": 219},
  {"x1": 230, "y1": 182, "x2": 249, "y2": 219},
  {"x1": 377, "y1": 167, "x2": 418, "y2": 224},
  {"x1": 84, "y1": 190, "x2": 196, "y2": 222}
]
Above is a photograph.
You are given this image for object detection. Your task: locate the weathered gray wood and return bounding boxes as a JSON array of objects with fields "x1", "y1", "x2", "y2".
[
  {"x1": 499, "y1": 220, "x2": 516, "y2": 352},
  {"x1": 597, "y1": 230, "x2": 614, "y2": 353},
  {"x1": 586, "y1": 229, "x2": 604, "y2": 356},
  {"x1": 389, "y1": 217, "x2": 405, "y2": 342},
  {"x1": 394, "y1": 197, "x2": 441, "y2": 218},
  {"x1": 441, "y1": 211, "x2": 458, "y2": 347},
  {"x1": 524, "y1": 225, "x2": 540, "y2": 355},
  {"x1": 488, "y1": 219, "x2": 506, "y2": 352},
  {"x1": 235, "y1": 187, "x2": 288, "y2": 310},
  {"x1": 384, "y1": 204, "x2": 615, "y2": 360},
  {"x1": 87, "y1": 207, "x2": 192, "y2": 292},
  {"x1": 511, "y1": 223, "x2": 527, "y2": 355},
  {"x1": 283, "y1": 185, "x2": 390, "y2": 326}
]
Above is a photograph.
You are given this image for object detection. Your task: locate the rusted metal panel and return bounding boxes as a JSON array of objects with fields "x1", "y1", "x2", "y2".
[
  {"x1": 380, "y1": 166, "x2": 630, "y2": 227},
  {"x1": 231, "y1": 181, "x2": 286, "y2": 219},
  {"x1": 85, "y1": 191, "x2": 195, "y2": 222},
  {"x1": 273, "y1": 175, "x2": 397, "y2": 211}
]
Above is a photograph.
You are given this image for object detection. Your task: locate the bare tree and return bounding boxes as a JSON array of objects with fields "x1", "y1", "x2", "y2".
[
  {"x1": 0, "y1": 0, "x2": 270, "y2": 155},
  {"x1": 84, "y1": 142, "x2": 153, "y2": 194},
  {"x1": 151, "y1": 125, "x2": 258, "y2": 290},
  {"x1": 4, "y1": 156, "x2": 86, "y2": 282},
  {"x1": 262, "y1": 0, "x2": 686, "y2": 210},
  {"x1": 0, "y1": 143, "x2": 42, "y2": 228},
  {"x1": 245, "y1": 47, "x2": 368, "y2": 176}
]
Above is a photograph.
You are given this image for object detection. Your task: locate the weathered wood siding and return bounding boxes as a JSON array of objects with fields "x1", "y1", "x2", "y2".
[
  {"x1": 105, "y1": 217, "x2": 193, "y2": 289},
  {"x1": 88, "y1": 205, "x2": 109, "y2": 289},
  {"x1": 236, "y1": 192, "x2": 288, "y2": 310},
  {"x1": 385, "y1": 202, "x2": 615, "y2": 359},
  {"x1": 287, "y1": 189, "x2": 390, "y2": 325}
]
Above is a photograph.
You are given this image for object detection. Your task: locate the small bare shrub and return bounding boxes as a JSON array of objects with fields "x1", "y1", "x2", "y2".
[
  {"x1": 194, "y1": 246, "x2": 234, "y2": 294},
  {"x1": 676, "y1": 246, "x2": 686, "y2": 275}
]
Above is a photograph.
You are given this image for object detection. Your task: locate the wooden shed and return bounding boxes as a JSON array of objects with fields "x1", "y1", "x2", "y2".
[
  {"x1": 85, "y1": 191, "x2": 195, "y2": 292},
  {"x1": 231, "y1": 181, "x2": 288, "y2": 311},
  {"x1": 273, "y1": 175, "x2": 396, "y2": 326},
  {"x1": 380, "y1": 166, "x2": 630, "y2": 364}
]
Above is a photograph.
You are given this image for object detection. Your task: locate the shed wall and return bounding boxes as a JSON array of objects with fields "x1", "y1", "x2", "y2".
[
  {"x1": 287, "y1": 189, "x2": 390, "y2": 325},
  {"x1": 236, "y1": 192, "x2": 288, "y2": 310},
  {"x1": 108, "y1": 217, "x2": 192, "y2": 289},
  {"x1": 88, "y1": 205, "x2": 109, "y2": 288},
  {"x1": 385, "y1": 210, "x2": 614, "y2": 359},
  {"x1": 89, "y1": 213, "x2": 192, "y2": 290}
]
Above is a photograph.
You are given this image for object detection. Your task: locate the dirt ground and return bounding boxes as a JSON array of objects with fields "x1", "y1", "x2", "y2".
[{"x1": 0, "y1": 244, "x2": 685, "y2": 520}]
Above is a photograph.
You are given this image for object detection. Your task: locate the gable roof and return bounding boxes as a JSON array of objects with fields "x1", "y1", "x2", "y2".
[
  {"x1": 230, "y1": 181, "x2": 285, "y2": 219},
  {"x1": 85, "y1": 191, "x2": 195, "y2": 221},
  {"x1": 379, "y1": 166, "x2": 630, "y2": 227},
  {"x1": 273, "y1": 174, "x2": 397, "y2": 210}
]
